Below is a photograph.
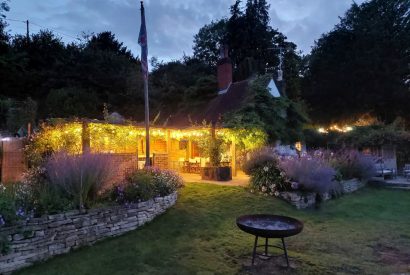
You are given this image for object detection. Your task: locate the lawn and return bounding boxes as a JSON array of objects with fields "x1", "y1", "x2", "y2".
[{"x1": 18, "y1": 183, "x2": 410, "y2": 275}]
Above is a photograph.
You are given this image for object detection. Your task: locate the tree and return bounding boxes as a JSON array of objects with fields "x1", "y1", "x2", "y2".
[
  {"x1": 85, "y1": 31, "x2": 134, "y2": 61},
  {"x1": 193, "y1": 19, "x2": 227, "y2": 67},
  {"x1": 302, "y1": 0, "x2": 410, "y2": 124},
  {"x1": 193, "y1": 0, "x2": 303, "y2": 98},
  {"x1": 223, "y1": 75, "x2": 308, "y2": 143},
  {"x1": 149, "y1": 56, "x2": 215, "y2": 119},
  {"x1": 6, "y1": 97, "x2": 37, "y2": 133},
  {"x1": 45, "y1": 87, "x2": 100, "y2": 118}
]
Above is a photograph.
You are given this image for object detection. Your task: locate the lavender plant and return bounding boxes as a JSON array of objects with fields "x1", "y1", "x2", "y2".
[
  {"x1": 279, "y1": 156, "x2": 340, "y2": 194},
  {"x1": 46, "y1": 152, "x2": 114, "y2": 209},
  {"x1": 332, "y1": 150, "x2": 376, "y2": 180}
]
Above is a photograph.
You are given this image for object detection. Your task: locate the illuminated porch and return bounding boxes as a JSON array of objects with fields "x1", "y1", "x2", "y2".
[{"x1": 30, "y1": 119, "x2": 266, "y2": 181}]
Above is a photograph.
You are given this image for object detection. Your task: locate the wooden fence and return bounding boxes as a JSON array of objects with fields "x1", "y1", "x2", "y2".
[{"x1": 1, "y1": 138, "x2": 27, "y2": 183}]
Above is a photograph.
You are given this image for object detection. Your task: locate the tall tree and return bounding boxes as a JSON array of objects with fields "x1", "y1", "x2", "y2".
[
  {"x1": 303, "y1": 0, "x2": 410, "y2": 124},
  {"x1": 193, "y1": 19, "x2": 227, "y2": 67},
  {"x1": 193, "y1": 0, "x2": 303, "y2": 99}
]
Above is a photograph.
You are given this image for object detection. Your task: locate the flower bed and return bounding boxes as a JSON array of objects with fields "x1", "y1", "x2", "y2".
[
  {"x1": 0, "y1": 192, "x2": 177, "y2": 274},
  {"x1": 244, "y1": 148, "x2": 374, "y2": 208},
  {"x1": 0, "y1": 152, "x2": 183, "y2": 273}
]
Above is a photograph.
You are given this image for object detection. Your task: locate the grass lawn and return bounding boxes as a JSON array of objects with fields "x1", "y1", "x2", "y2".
[{"x1": 18, "y1": 183, "x2": 410, "y2": 275}]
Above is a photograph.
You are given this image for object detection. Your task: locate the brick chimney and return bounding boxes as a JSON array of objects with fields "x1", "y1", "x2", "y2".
[{"x1": 217, "y1": 44, "x2": 232, "y2": 91}]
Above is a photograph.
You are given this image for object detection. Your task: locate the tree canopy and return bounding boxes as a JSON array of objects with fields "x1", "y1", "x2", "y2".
[
  {"x1": 192, "y1": 0, "x2": 303, "y2": 99},
  {"x1": 0, "y1": 0, "x2": 308, "y2": 144},
  {"x1": 302, "y1": 0, "x2": 410, "y2": 125}
]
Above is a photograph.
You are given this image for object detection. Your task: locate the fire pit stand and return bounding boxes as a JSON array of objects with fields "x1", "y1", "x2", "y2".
[
  {"x1": 251, "y1": 235, "x2": 289, "y2": 266},
  {"x1": 236, "y1": 214, "x2": 303, "y2": 267}
]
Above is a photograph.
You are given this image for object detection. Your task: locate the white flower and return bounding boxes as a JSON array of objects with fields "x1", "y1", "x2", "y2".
[
  {"x1": 274, "y1": 191, "x2": 280, "y2": 197},
  {"x1": 263, "y1": 166, "x2": 269, "y2": 172},
  {"x1": 261, "y1": 186, "x2": 267, "y2": 192}
]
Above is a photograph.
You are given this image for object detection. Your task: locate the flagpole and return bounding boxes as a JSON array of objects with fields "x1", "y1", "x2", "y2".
[
  {"x1": 144, "y1": 60, "x2": 150, "y2": 167},
  {"x1": 139, "y1": 0, "x2": 150, "y2": 167}
]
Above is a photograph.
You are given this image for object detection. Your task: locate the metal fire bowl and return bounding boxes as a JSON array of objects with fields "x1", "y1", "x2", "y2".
[{"x1": 236, "y1": 214, "x2": 303, "y2": 239}]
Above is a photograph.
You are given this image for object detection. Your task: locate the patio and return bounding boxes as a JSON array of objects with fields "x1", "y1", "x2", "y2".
[{"x1": 180, "y1": 171, "x2": 249, "y2": 186}]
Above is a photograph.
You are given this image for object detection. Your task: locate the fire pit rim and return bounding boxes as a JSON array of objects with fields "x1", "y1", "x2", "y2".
[{"x1": 236, "y1": 214, "x2": 304, "y2": 238}]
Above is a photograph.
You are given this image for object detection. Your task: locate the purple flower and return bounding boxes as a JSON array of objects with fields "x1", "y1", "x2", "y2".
[
  {"x1": 16, "y1": 207, "x2": 25, "y2": 217},
  {"x1": 291, "y1": 182, "x2": 299, "y2": 190}
]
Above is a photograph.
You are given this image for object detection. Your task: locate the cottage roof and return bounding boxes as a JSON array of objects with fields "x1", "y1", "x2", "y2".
[{"x1": 161, "y1": 75, "x2": 285, "y2": 128}]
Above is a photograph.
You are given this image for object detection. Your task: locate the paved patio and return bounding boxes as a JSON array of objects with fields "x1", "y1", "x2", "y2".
[
  {"x1": 370, "y1": 176, "x2": 410, "y2": 190},
  {"x1": 384, "y1": 176, "x2": 410, "y2": 189},
  {"x1": 180, "y1": 171, "x2": 249, "y2": 186}
]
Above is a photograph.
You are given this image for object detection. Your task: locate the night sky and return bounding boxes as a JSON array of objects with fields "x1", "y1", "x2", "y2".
[{"x1": 4, "y1": 0, "x2": 365, "y2": 61}]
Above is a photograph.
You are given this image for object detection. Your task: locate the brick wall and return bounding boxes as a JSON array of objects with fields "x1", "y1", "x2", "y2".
[
  {"x1": 153, "y1": 153, "x2": 168, "y2": 170},
  {"x1": 104, "y1": 154, "x2": 138, "y2": 183},
  {"x1": 0, "y1": 192, "x2": 177, "y2": 274}
]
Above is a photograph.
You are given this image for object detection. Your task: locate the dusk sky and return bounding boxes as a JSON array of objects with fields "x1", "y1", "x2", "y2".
[{"x1": 5, "y1": 0, "x2": 365, "y2": 61}]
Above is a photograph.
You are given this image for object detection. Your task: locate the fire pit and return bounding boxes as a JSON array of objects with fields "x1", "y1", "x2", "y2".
[{"x1": 236, "y1": 214, "x2": 303, "y2": 267}]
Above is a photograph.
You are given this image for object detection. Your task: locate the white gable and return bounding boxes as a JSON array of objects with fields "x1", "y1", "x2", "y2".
[{"x1": 267, "y1": 79, "x2": 281, "y2": 98}]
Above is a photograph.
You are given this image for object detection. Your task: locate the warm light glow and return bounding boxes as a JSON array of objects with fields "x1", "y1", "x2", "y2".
[
  {"x1": 28, "y1": 121, "x2": 268, "y2": 158},
  {"x1": 317, "y1": 125, "x2": 354, "y2": 134},
  {"x1": 295, "y1": 141, "x2": 302, "y2": 152}
]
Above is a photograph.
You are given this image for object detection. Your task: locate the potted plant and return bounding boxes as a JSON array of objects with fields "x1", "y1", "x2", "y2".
[{"x1": 201, "y1": 138, "x2": 232, "y2": 181}]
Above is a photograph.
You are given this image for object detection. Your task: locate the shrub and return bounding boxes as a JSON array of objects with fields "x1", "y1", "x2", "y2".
[
  {"x1": 209, "y1": 139, "x2": 222, "y2": 166},
  {"x1": 279, "y1": 156, "x2": 340, "y2": 194},
  {"x1": 0, "y1": 184, "x2": 17, "y2": 226},
  {"x1": 147, "y1": 167, "x2": 184, "y2": 196},
  {"x1": 332, "y1": 150, "x2": 376, "y2": 181},
  {"x1": 0, "y1": 183, "x2": 35, "y2": 226},
  {"x1": 242, "y1": 147, "x2": 277, "y2": 174},
  {"x1": 46, "y1": 152, "x2": 114, "y2": 209},
  {"x1": 243, "y1": 147, "x2": 290, "y2": 195},
  {"x1": 109, "y1": 168, "x2": 183, "y2": 204},
  {"x1": 21, "y1": 166, "x2": 74, "y2": 215}
]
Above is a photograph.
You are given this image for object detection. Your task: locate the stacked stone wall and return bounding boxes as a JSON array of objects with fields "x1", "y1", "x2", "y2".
[{"x1": 0, "y1": 192, "x2": 177, "y2": 274}]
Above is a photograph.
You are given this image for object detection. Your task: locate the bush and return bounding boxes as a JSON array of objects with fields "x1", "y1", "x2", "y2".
[
  {"x1": 279, "y1": 156, "x2": 340, "y2": 194},
  {"x1": 242, "y1": 147, "x2": 277, "y2": 174},
  {"x1": 109, "y1": 168, "x2": 183, "y2": 204},
  {"x1": 0, "y1": 183, "x2": 35, "y2": 226},
  {"x1": 0, "y1": 184, "x2": 17, "y2": 226},
  {"x1": 148, "y1": 167, "x2": 184, "y2": 196},
  {"x1": 20, "y1": 166, "x2": 74, "y2": 215},
  {"x1": 243, "y1": 147, "x2": 290, "y2": 195},
  {"x1": 332, "y1": 150, "x2": 376, "y2": 181},
  {"x1": 46, "y1": 152, "x2": 114, "y2": 209}
]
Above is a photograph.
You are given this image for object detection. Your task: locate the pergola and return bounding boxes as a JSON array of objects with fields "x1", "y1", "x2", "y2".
[{"x1": 29, "y1": 119, "x2": 263, "y2": 177}]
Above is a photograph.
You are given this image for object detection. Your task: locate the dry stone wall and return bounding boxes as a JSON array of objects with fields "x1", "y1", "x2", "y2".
[
  {"x1": 279, "y1": 179, "x2": 365, "y2": 209},
  {"x1": 0, "y1": 192, "x2": 177, "y2": 274}
]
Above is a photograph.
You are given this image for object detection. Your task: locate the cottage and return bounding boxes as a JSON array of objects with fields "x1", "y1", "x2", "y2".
[{"x1": 19, "y1": 46, "x2": 292, "y2": 183}]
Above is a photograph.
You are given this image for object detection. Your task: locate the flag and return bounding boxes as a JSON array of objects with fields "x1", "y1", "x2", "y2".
[{"x1": 138, "y1": 1, "x2": 148, "y2": 79}]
